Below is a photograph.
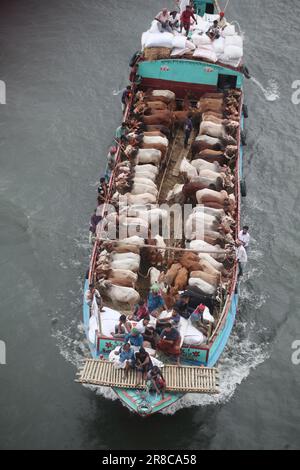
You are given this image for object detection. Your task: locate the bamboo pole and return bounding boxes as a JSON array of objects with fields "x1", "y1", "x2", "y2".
[{"x1": 97, "y1": 238, "x2": 232, "y2": 256}]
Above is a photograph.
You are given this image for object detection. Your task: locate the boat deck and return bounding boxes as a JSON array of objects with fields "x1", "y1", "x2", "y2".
[{"x1": 76, "y1": 359, "x2": 219, "y2": 394}]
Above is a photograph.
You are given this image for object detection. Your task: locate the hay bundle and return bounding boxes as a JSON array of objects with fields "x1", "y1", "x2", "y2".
[
  {"x1": 182, "y1": 51, "x2": 194, "y2": 60},
  {"x1": 144, "y1": 47, "x2": 171, "y2": 61}
]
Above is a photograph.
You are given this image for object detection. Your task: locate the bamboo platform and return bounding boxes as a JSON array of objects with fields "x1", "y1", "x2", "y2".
[{"x1": 76, "y1": 359, "x2": 219, "y2": 394}]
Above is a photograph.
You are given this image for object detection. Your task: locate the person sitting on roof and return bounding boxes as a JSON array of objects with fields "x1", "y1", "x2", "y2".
[
  {"x1": 147, "y1": 366, "x2": 166, "y2": 399},
  {"x1": 125, "y1": 328, "x2": 144, "y2": 348},
  {"x1": 206, "y1": 20, "x2": 220, "y2": 40},
  {"x1": 157, "y1": 323, "x2": 181, "y2": 365},
  {"x1": 155, "y1": 8, "x2": 173, "y2": 33},
  {"x1": 113, "y1": 342, "x2": 135, "y2": 377},
  {"x1": 180, "y1": 5, "x2": 197, "y2": 37},
  {"x1": 190, "y1": 303, "x2": 214, "y2": 339},
  {"x1": 112, "y1": 314, "x2": 132, "y2": 338},
  {"x1": 218, "y1": 11, "x2": 229, "y2": 30},
  {"x1": 135, "y1": 347, "x2": 153, "y2": 384},
  {"x1": 147, "y1": 283, "x2": 167, "y2": 318},
  {"x1": 169, "y1": 10, "x2": 180, "y2": 31}
]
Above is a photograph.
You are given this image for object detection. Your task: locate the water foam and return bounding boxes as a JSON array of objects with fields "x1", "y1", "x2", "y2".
[
  {"x1": 161, "y1": 321, "x2": 270, "y2": 415},
  {"x1": 250, "y1": 77, "x2": 280, "y2": 102}
]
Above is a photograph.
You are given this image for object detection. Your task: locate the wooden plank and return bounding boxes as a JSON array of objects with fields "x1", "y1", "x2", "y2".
[{"x1": 76, "y1": 360, "x2": 218, "y2": 393}]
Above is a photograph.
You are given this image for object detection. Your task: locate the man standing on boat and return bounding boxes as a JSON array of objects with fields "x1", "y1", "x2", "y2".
[
  {"x1": 180, "y1": 5, "x2": 197, "y2": 37},
  {"x1": 121, "y1": 86, "x2": 132, "y2": 113},
  {"x1": 238, "y1": 226, "x2": 250, "y2": 251},
  {"x1": 85, "y1": 283, "x2": 103, "y2": 316},
  {"x1": 184, "y1": 113, "x2": 193, "y2": 148},
  {"x1": 115, "y1": 122, "x2": 129, "y2": 142},
  {"x1": 235, "y1": 240, "x2": 248, "y2": 277}
]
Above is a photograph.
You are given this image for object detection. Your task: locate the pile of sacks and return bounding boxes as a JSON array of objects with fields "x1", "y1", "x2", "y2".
[
  {"x1": 142, "y1": 20, "x2": 195, "y2": 60},
  {"x1": 190, "y1": 17, "x2": 243, "y2": 64}
]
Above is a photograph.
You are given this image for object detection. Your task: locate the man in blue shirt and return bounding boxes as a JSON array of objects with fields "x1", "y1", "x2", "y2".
[
  {"x1": 147, "y1": 283, "x2": 167, "y2": 317},
  {"x1": 121, "y1": 86, "x2": 132, "y2": 112},
  {"x1": 125, "y1": 328, "x2": 144, "y2": 348},
  {"x1": 184, "y1": 114, "x2": 193, "y2": 148},
  {"x1": 116, "y1": 343, "x2": 135, "y2": 378}
]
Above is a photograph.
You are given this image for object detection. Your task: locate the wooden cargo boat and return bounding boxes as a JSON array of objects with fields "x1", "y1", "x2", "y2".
[{"x1": 77, "y1": 0, "x2": 249, "y2": 415}]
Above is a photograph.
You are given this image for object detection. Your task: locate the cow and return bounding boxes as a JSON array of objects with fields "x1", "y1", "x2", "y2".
[
  {"x1": 98, "y1": 269, "x2": 138, "y2": 288},
  {"x1": 196, "y1": 188, "x2": 229, "y2": 205},
  {"x1": 190, "y1": 270, "x2": 221, "y2": 286},
  {"x1": 125, "y1": 146, "x2": 162, "y2": 165},
  {"x1": 191, "y1": 136, "x2": 225, "y2": 156},
  {"x1": 165, "y1": 263, "x2": 182, "y2": 286},
  {"x1": 98, "y1": 280, "x2": 140, "y2": 308},
  {"x1": 188, "y1": 277, "x2": 216, "y2": 295},
  {"x1": 173, "y1": 267, "x2": 189, "y2": 292}
]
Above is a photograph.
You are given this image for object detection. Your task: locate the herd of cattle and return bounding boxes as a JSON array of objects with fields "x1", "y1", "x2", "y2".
[{"x1": 93, "y1": 88, "x2": 241, "y2": 313}]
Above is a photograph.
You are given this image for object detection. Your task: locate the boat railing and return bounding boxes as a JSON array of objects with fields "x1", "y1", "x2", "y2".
[
  {"x1": 207, "y1": 92, "x2": 243, "y2": 346},
  {"x1": 88, "y1": 87, "x2": 136, "y2": 286}
]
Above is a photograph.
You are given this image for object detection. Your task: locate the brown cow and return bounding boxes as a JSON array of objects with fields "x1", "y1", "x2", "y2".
[
  {"x1": 190, "y1": 270, "x2": 221, "y2": 286},
  {"x1": 165, "y1": 263, "x2": 182, "y2": 286},
  {"x1": 182, "y1": 181, "x2": 218, "y2": 203},
  {"x1": 173, "y1": 267, "x2": 189, "y2": 292},
  {"x1": 191, "y1": 139, "x2": 224, "y2": 156},
  {"x1": 179, "y1": 252, "x2": 200, "y2": 271}
]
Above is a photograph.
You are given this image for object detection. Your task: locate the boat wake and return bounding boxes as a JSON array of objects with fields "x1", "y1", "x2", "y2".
[
  {"x1": 250, "y1": 77, "x2": 280, "y2": 102},
  {"x1": 53, "y1": 296, "x2": 269, "y2": 414},
  {"x1": 161, "y1": 318, "x2": 270, "y2": 415}
]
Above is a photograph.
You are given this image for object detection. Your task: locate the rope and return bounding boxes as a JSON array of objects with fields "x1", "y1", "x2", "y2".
[{"x1": 224, "y1": 0, "x2": 231, "y2": 13}]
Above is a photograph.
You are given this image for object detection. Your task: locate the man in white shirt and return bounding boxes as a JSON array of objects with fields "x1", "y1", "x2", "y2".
[
  {"x1": 135, "y1": 317, "x2": 150, "y2": 335},
  {"x1": 235, "y1": 240, "x2": 248, "y2": 277},
  {"x1": 155, "y1": 8, "x2": 173, "y2": 33},
  {"x1": 238, "y1": 225, "x2": 250, "y2": 250},
  {"x1": 85, "y1": 284, "x2": 103, "y2": 315},
  {"x1": 218, "y1": 11, "x2": 229, "y2": 29}
]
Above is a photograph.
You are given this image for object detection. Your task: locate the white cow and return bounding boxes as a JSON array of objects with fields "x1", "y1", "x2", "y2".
[
  {"x1": 120, "y1": 193, "x2": 158, "y2": 205},
  {"x1": 134, "y1": 148, "x2": 162, "y2": 165},
  {"x1": 200, "y1": 121, "x2": 227, "y2": 139},
  {"x1": 111, "y1": 252, "x2": 141, "y2": 263},
  {"x1": 99, "y1": 280, "x2": 140, "y2": 307},
  {"x1": 191, "y1": 159, "x2": 221, "y2": 173},
  {"x1": 133, "y1": 177, "x2": 158, "y2": 189},
  {"x1": 131, "y1": 183, "x2": 158, "y2": 197},
  {"x1": 188, "y1": 277, "x2": 216, "y2": 295},
  {"x1": 134, "y1": 163, "x2": 159, "y2": 176},
  {"x1": 143, "y1": 135, "x2": 169, "y2": 147},
  {"x1": 152, "y1": 90, "x2": 175, "y2": 101},
  {"x1": 110, "y1": 259, "x2": 140, "y2": 272}
]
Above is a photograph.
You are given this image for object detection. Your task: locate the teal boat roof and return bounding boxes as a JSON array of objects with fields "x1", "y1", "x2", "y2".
[{"x1": 137, "y1": 59, "x2": 244, "y2": 89}]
